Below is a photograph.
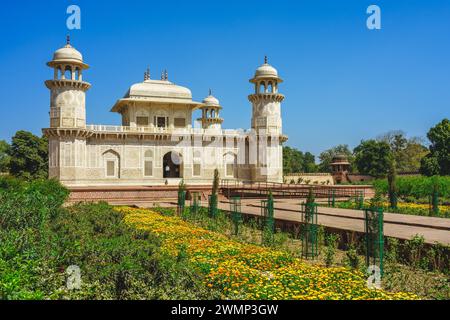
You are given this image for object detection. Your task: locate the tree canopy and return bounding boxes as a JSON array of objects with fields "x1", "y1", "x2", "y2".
[
  {"x1": 283, "y1": 146, "x2": 318, "y2": 175},
  {"x1": 9, "y1": 131, "x2": 48, "y2": 180},
  {"x1": 420, "y1": 118, "x2": 450, "y2": 176},
  {"x1": 377, "y1": 130, "x2": 428, "y2": 173},
  {"x1": 353, "y1": 140, "x2": 392, "y2": 178},
  {"x1": 0, "y1": 140, "x2": 10, "y2": 173}
]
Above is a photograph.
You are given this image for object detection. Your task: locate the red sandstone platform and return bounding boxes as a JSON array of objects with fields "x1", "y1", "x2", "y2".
[{"x1": 215, "y1": 199, "x2": 450, "y2": 245}]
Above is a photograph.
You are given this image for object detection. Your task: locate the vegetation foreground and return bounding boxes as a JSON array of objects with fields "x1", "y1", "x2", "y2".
[
  {"x1": 1, "y1": 177, "x2": 438, "y2": 300},
  {"x1": 120, "y1": 207, "x2": 418, "y2": 300}
]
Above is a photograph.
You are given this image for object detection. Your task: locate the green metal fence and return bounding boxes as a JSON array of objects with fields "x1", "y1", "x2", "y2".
[
  {"x1": 328, "y1": 189, "x2": 336, "y2": 207},
  {"x1": 429, "y1": 190, "x2": 440, "y2": 216},
  {"x1": 260, "y1": 196, "x2": 274, "y2": 245},
  {"x1": 230, "y1": 197, "x2": 242, "y2": 236},
  {"x1": 177, "y1": 190, "x2": 186, "y2": 215},
  {"x1": 300, "y1": 202, "x2": 319, "y2": 259},
  {"x1": 355, "y1": 191, "x2": 364, "y2": 210},
  {"x1": 364, "y1": 207, "x2": 384, "y2": 276},
  {"x1": 190, "y1": 192, "x2": 200, "y2": 220},
  {"x1": 208, "y1": 194, "x2": 218, "y2": 218}
]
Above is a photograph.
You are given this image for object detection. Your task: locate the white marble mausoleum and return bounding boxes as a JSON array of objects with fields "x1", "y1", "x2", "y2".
[{"x1": 43, "y1": 38, "x2": 287, "y2": 186}]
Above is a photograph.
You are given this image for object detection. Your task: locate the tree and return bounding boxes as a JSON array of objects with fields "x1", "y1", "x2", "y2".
[
  {"x1": 387, "y1": 157, "x2": 398, "y2": 209},
  {"x1": 209, "y1": 169, "x2": 220, "y2": 218},
  {"x1": 378, "y1": 131, "x2": 428, "y2": 172},
  {"x1": 318, "y1": 144, "x2": 354, "y2": 173},
  {"x1": 0, "y1": 140, "x2": 10, "y2": 173},
  {"x1": 283, "y1": 146, "x2": 303, "y2": 175},
  {"x1": 303, "y1": 152, "x2": 318, "y2": 173},
  {"x1": 177, "y1": 179, "x2": 186, "y2": 213},
  {"x1": 353, "y1": 140, "x2": 391, "y2": 178},
  {"x1": 283, "y1": 146, "x2": 317, "y2": 174},
  {"x1": 420, "y1": 155, "x2": 440, "y2": 176},
  {"x1": 8, "y1": 131, "x2": 48, "y2": 180},
  {"x1": 400, "y1": 139, "x2": 429, "y2": 172},
  {"x1": 212, "y1": 168, "x2": 219, "y2": 196},
  {"x1": 420, "y1": 119, "x2": 450, "y2": 176}
]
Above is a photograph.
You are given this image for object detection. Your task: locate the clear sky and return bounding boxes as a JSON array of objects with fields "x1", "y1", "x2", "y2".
[{"x1": 0, "y1": 0, "x2": 448, "y2": 157}]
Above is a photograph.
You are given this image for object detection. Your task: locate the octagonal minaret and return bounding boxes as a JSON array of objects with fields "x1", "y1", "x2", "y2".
[
  {"x1": 198, "y1": 90, "x2": 223, "y2": 129},
  {"x1": 45, "y1": 36, "x2": 91, "y2": 128},
  {"x1": 248, "y1": 56, "x2": 284, "y2": 134},
  {"x1": 248, "y1": 57, "x2": 285, "y2": 183}
]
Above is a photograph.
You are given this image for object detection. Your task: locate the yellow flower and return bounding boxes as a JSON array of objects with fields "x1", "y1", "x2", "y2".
[{"x1": 118, "y1": 207, "x2": 419, "y2": 301}]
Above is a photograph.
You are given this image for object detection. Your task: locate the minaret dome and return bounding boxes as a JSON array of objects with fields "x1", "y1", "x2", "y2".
[{"x1": 197, "y1": 90, "x2": 223, "y2": 129}]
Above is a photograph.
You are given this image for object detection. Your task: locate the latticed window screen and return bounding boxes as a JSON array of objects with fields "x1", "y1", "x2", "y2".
[
  {"x1": 174, "y1": 118, "x2": 186, "y2": 128},
  {"x1": 193, "y1": 163, "x2": 201, "y2": 176},
  {"x1": 144, "y1": 160, "x2": 153, "y2": 176},
  {"x1": 106, "y1": 161, "x2": 115, "y2": 177},
  {"x1": 226, "y1": 163, "x2": 234, "y2": 177},
  {"x1": 136, "y1": 116, "x2": 149, "y2": 126},
  {"x1": 156, "y1": 117, "x2": 166, "y2": 128}
]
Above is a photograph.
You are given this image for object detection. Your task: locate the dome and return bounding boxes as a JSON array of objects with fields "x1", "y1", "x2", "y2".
[
  {"x1": 202, "y1": 94, "x2": 220, "y2": 107},
  {"x1": 255, "y1": 63, "x2": 278, "y2": 78},
  {"x1": 250, "y1": 57, "x2": 282, "y2": 83},
  {"x1": 52, "y1": 45, "x2": 83, "y2": 63},
  {"x1": 331, "y1": 154, "x2": 350, "y2": 164},
  {"x1": 47, "y1": 37, "x2": 88, "y2": 69},
  {"x1": 111, "y1": 75, "x2": 203, "y2": 113},
  {"x1": 125, "y1": 79, "x2": 192, "y2": 100}
]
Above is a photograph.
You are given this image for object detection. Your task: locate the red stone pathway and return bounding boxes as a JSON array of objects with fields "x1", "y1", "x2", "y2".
[
  {"x1": 124, "y1": 198, "x2": 449, "y2": 245},
  {"x1": 215, "y1": 199, "x2": 450, "y2": 245}
]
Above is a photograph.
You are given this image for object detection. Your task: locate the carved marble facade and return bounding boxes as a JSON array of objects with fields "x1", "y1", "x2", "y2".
[{"x1": 43, "y1": 40, "x2": 286, "y2": 186}]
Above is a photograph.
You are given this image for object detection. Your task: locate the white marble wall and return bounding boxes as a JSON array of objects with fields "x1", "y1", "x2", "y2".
[
  {"x1": 50, "y1": 87, "x2": 86, "y2": 128},
  {"x1": 52, "y1": 136, "x2": 270, "y2": 186}
]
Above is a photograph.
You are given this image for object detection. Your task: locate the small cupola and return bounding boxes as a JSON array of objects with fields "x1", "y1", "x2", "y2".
[
  {"x1": 197, "y1": 89, "x2": 223, "y2": 129},
  {"x1": 249, "y1": 56, "x2": 283, "y2": 94},
  {"x1": 47, "y1": 36, "x2": 89, "y2": 81}
]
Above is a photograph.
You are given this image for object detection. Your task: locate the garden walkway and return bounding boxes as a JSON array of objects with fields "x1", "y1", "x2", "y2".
[{"x1": 216, "y1": 199, "x2": 450, "y2": 245}]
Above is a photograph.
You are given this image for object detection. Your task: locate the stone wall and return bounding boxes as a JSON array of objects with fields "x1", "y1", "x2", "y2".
[
  {"x1": 67, "y1": 185, "x2": 217, "y2": 204},
  {"x1": 284, "y1": 173, "x2": 334, "y2": 186},
  {"x1": 347, "y1": 174, "x2": 374, "y2": 183}
]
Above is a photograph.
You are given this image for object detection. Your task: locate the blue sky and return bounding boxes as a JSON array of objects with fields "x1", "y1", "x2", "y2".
[{"x1": 0, "y1": 0, "x2": 449, "y2": 156}]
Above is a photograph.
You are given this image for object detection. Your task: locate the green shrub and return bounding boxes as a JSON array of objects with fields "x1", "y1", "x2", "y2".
[
  {"x1": 404, "y1": 235, "x2": 427, "y2": 270},
  {"x1": 386, "y1": 238, "x2": 400, "y2": 263},
  {"x1": 373, "y1": 175, "x2": 450, "y2": 200},
  {"x1": 0, "y1": 178, "x2": 68, "y2": 230},
  {"x1": 324, "y1": 234, "x2": 340, "y2": 267},
  {"x1": 0, "y1": 178, "x2": 219, "y2": 300},
  {"x1": 344, "y1": 245, "x2": 361, "y2": 270},
  {"x1": 0, "y1": 175, "x2": 25, "y2": 190}
]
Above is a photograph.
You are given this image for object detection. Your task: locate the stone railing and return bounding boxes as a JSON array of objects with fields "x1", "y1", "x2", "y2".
[
  {"x1": 286, "y1": 173, "x2": 333, "y2": 177},
  {"x1": 86, "y1": 125, "x2": 280, "y2": 137}
]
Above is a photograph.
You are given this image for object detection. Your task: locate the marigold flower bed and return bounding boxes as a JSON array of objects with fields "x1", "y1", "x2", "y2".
[
  {"x1": 335, "y1": 201, "x2": 450, "y2": 217},
  {"x1": 118, "y1": 207, "x2": 418, "y2": 300}
]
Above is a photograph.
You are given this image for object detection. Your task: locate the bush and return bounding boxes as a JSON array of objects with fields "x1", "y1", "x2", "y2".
[
  {"x1": 0, "y1": 177, "x2": 218, "y2": 300},
  {"x1": 344, "y1": 245, "x2": 361, "y2": 270},
  {"x1": 373, "y1": 176, "x2": 450, "y2": 200},
  {"x1": 324, "y1": 234, "x2": 340, "y2": 267},
  {"x1": 0, "y1": 178, "x2": 68, "y2": 230}
]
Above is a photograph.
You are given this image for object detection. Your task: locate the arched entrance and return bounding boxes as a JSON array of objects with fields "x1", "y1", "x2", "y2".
[{"x1": 163, "y1": 152, "x2": 182, "y2": 178}]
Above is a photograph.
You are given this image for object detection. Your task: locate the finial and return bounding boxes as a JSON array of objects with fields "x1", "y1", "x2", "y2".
[
  {"x1": 144, "y1": 67, "x2": 150, "y2": 81},
  {"x1": 66, "y1": 35, "x2": 71, "y2": 46},
  {"x1": 209, "y1": 88, "x2": 212, "y2": 96},
  {"x1": 264, "y1": 55, "x2": 268, "y2": 64},
  {"x1": 164, "y1": 69, "x2": 168, "y2": 81}
]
